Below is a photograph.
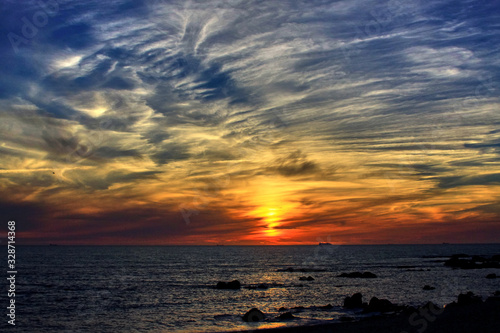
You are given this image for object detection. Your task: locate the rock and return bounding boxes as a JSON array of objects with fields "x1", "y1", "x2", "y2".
[
  {"x1": 338, "y1": 272, "x2": 377, "y2": 278},
  {"x1": 278, "y1": 307, "x2": 288, "y2": 312},
  {"x1": 472, "y1": 255, "x2": 486, "y2": 262},
  {"x1": 291, "y1": 306, "x2": 305, "y2": 311},
  {"x1": 344, "y1": 292, "x2": 363, "y2": 308},
  {"x1": 299, "y1": 276, "x2": 315, "y2": 281},
  {"x1": 457, "y1": 292, "x2": 482, "y2": 306},
  {"x1": 216, "y1": 280, "x2": 241, "y2": 289},
  {"x1": 362, "y1": 272, "x2": 377, "y2": 278},
  {"x1": 277, "y1": 267, "x2": 327, "y2": 272},
  {"x1": 243, "y1": 308, "x2": 265, "y2": 322},
  {"x1": 318, "y1": 303, "x2": 333, "y2": 310},
  {"x1": 486, "y1": 273, "x2": 497, "y2": 279},
  {"x1": 423, "y1": 285, "x2": 435, "y2": 290},
  {"x1": 366, "y1": 297, "x2": 396, "y2": 312},
  {"x1": 258, "y1": 283, "x2": 268, "y2": 289},
  {"x1": 277, "y1": 312, "x2": 295, "y2": 320}
]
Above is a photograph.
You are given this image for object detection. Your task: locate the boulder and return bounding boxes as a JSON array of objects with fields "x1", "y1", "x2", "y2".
[
  {"x1": 366, "y1": 297, "x2": 396, "y2": 312},
  {"x1": 216, "y1": 280, "x2": 241, "y2": 289},
  {"x1": 423, "y1": 285, "x2": 435, "y2": 290},
  {"x1": 486, "y1": 273, "x2": 497, "y2": 279},
  {"x1": 457, "y1": 292, "x2": 482, "y2": 306},
  {"x1": 344, "y1": 292, "x2": 363, "y2": 308},
  {"x1": 243, "y1": 308, "x2": 265, "y2": 322},
  {"x1": 276, "y1": 312, "x2": 295, "y2": 320}
]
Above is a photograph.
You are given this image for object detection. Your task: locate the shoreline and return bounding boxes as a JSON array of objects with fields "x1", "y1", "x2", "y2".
[{"x1": 222, "y1": 292, "x2": 500, "y2": 333}]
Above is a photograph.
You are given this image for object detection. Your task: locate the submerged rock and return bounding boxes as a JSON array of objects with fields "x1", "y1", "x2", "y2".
[
  {"x1": 243, "y1": 308, "x2": 265, "y2": 322},
  {"x1": 318, "y1": 303, "x2": 334, "y2": 310},
  {"x1": 423, "y1": 285, "x2": 436, "y2": 290},
  {"x1": 216, "y1": 280, "x2": 241, "y2": 289},
  {"x1": 338, "y1": 272, "x2": 377, "y2": 278},
  {"x1": 299, "y1": 276, "x2": 315, "y2": 281},
  {"x1": 486, "y1": 273, "x2": 497, "y2": 279},
  {"x1": 277, "y1": 267, "x2": 327, "y2": 272}
]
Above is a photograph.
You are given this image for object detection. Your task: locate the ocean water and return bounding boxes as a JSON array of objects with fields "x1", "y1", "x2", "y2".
[{"x1": 10, "y1": 244, "x2": 500, "y2": 332}]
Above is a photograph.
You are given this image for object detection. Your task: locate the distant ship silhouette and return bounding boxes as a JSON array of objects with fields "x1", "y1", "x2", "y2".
[{"x1": 319, "y1": 242, "x2": 333, "y2": 246}]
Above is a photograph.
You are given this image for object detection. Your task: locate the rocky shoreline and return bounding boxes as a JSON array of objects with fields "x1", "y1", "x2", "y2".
[
  {"x1": 223, "y1": 291, "x2": 500, "y2": 333},
  {"x1": 215, "y1": 252, "x2": 500, "y2": 333}
]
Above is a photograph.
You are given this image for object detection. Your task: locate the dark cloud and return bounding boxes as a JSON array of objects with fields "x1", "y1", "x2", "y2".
[
  {"x1": 151, "y1": 143, "x2": 191, "y2": 165},
  {"x1": 437, "y1": 173, "x2": 500, "y2": 189},
  {"x1": 268, "y1": 150, "x2": 320, "y2": 177},
  {"x1": 0, "y1": 201, "x2": 47, "y2": 232},
  {"x1": 93, "y1": 147, "x2": 142, "y2": 160},
  {"x1": 464, "y1": 139, "x2": 500, "y2": 154}
]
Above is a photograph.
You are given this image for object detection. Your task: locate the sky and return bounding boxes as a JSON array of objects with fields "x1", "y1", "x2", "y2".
[{"x1": 0, "y1": 0, "x2": 499, "y2": 245}]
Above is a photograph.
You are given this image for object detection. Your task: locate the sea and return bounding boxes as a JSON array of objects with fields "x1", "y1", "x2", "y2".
[{"x1": 9, "y1": 244, "x2": 500, "y2": 332}]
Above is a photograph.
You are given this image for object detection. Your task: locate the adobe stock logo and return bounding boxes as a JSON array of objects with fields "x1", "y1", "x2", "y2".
[{"x1": 7, "y1": 0, "x2": 69, "y2": 54}]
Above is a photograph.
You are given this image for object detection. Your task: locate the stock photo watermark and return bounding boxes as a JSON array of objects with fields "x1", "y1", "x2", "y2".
[
  {"x1": 6, "y1": 220, "x2": 17, "y2": 326},
  {"x1": 7, "y1": 0, "x2": 70, "y2": 54}
]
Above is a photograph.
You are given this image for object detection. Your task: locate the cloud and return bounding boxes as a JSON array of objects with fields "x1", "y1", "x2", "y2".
[
  {"x1": 151, "y1": 143, "x2": 191, "y2": 165},
  {"x1": 437, "y1": 173, "x2": 500, "y2": 189},
  {"x1": 268, "y1": 150, "x2": 321, "y2": 177}
]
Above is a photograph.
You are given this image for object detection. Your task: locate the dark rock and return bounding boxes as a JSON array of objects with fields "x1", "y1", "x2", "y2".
[
  {"x1": 276, "y1": 267, "x2": 295, "y2": 272},
  {"x1": 243, "y1": 308, "x2": 265, "y2": 322},
  {"x1": 291, "y1": 306, "x2": 305, "y2": 311},
  {"x1": 277, "y1": 312, "x2": 295, "y2": 320},
  {"x1": 344, "y1": 292, "x2": 363, "y2": 308},
  {"x1": 278, "y1": 267, "x2": 327, "y2": 272},
  {"x1": 423, "y1": 285, "x2": 436, "y2": 290},
  {"x1": 299, "y1": 275, "x2": 315, "y2": 281},
  {"x1": 486, "y1": 273, "x2": 497, "y2": 279},
  {"x1": 318, "y1": 303, "x2": 333, "y2": 310},
  {"x1": 366, "y1": 297, "x2": 396, "y2": 312},
  {"x1": 216, "y1": 280, "x2": 241, "y2": 289},
  {"x1": 362, "y1": 272, "x2": 377, "y2": 278},
  {"x1": 457, "y1": 292, "x2": 482, "y2": 306},
  {"x1": 338, "y1": 271, "x2": 377, "y2": 278},
  {"x1": 258, "y1": 283, "x2": 268, "y2": 289},
  {"x1": 278, "y1": 307, "x2": 288, "y2": 312}
]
